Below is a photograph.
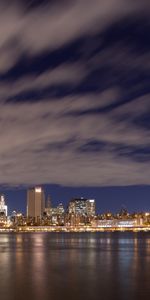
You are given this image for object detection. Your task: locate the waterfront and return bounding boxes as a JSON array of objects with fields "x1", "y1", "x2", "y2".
[{"x1": 0, "y1": 232, "x2": 150, "y2": 300}]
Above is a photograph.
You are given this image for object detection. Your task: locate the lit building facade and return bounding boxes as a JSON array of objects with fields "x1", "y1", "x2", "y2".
[
  {"x1": 68, "y1": 198, "x2": 87, "y2": 215},
  {"x1": 67, "y1": 198, "x2": 95, "y2": 226},
  {"x1": 86, "y1": 199, "x2": 96, "y2": 216},
  {"x1": 44, "y1": 203, "x2": 65, "y2": 226},
  {"x1": 68, "y1": 198, "x2": 95, "y2": 216},
  {"x1": 0, "y1": 194, "x2": 8, "y2": 217},
  {"x1": 91, "y1": 218, "x2": 142, "y2": 228},
  {"x1": 27, "y1": 187, "x2": 45, "y2": 222},
  {"x1": 57, "y1": 203, "x2": 64, "y2": 215}
]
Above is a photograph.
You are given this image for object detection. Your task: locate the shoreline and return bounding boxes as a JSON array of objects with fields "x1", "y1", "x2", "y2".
[{"x1": 1, "y1": 226, "x2": 150, "y2": 233}]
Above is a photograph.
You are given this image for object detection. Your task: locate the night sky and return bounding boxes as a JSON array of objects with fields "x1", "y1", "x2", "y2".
[{"x1": 0, "y1": 0, "x2": 150, "y2": 214}]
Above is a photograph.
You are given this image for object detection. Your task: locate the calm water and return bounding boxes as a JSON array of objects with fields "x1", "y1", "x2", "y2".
[{"x1": 0, "y1": 232, "x2": 150, "y2": 300}]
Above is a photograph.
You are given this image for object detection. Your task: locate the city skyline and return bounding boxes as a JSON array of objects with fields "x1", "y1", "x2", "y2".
[
  {"x1": 1, "y1": 184, "x2": 150, "y2": 215},
  {"x1": 0, "y1": 185, "x2": 150, "y2": 232}
]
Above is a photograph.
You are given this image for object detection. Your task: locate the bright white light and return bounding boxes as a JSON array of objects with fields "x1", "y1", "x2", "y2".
[{"x1": 35, "y1": 187, "x2": 42, "y2": 193}]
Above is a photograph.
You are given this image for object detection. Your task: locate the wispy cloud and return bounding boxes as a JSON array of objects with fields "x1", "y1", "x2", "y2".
[
  {"x1": 0, "y1": 93, "x2": 150, "y2": 186},
  {"x1": 0, "y1": 0, "x2": 149, "y2": 187},
  {"x1": 0, "y1": 0, "x2": 149, "y2": 71}
]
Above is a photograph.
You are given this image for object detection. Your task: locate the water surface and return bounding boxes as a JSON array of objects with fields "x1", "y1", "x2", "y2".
[{"x1": 0, "y1": 232, "x2": 150, "y2": 300}]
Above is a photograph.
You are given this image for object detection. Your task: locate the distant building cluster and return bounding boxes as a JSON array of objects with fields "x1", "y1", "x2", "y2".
[
  {"x1": 26, "y1": 187, "x2": 96, "y2": 226},
  {"x1": 0, "y1": 187, "x2": 150, "y2": 231}
]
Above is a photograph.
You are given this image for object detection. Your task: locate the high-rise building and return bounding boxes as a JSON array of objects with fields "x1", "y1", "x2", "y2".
[
  {"x1": 44, "y1": 195, "x2": 52, "y2": 216},
  {"x1": 68, "y1": 197, "x2": 96, "y2": 217},
  {"x1": 27, "y1": 187, "x2": 45, "y2": 221},
  {"x1": 0, "y1": 194, "x2": 8, "y2": 217},
  {"x1": 68, "y1": 198, "x2": 87, "y2": 215},
  {"x1": 86, "y1": 199, "x2": 96, "y2": 216}
]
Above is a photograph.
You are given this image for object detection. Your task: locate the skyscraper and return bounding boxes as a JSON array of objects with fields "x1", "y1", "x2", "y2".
[
  {"x1": 86, "y1": 199, "x2": 96, "y2": 216},
  {"x1": 27, "y1": 187, "x2": 45, "y2": 222},
  {"x1": 68, "y1": 198, "x2": 87, "y2": 215},
  {"x1": 68, "y1": 197, "x2": 96, "y2": 216},
  {"x1": 0, "y1": 194, "x2": 8, "y2": 217}
]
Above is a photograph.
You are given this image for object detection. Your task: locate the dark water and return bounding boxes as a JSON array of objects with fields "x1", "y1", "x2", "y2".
[{"x1": 0, "y1": 232, "x2": 150, "y2": 300}]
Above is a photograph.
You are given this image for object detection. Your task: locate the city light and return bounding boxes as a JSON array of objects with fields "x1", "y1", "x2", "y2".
[
  {"x1": 0, "y1": 188, "x2": 150, "y2": 232},
  {"x1": 35, "y1": 188, "x2": 42, "y2": 193}
]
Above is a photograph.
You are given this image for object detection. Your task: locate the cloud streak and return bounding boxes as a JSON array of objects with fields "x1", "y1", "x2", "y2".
[
  {"x1": 0, "y1": 0, "x2": 149, "y2": 71},
  {"x1": 0, "y1": 93, "x2": 150, "y2": 186},
  {"x1": 0, "y1": 0, "x2": 149, "y2": 187}
]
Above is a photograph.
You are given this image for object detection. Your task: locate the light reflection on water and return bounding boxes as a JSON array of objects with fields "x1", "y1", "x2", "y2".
[{"x1": 0, "y1": 232, "x2": 150, "y2": 300}]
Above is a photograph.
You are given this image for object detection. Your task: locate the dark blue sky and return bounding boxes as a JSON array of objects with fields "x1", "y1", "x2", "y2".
[
  {"x1": 2, "y1": 184, "x2": 150, "y2": 215},
  {"x1": 0, "y1": 0, "x2": 149, "y2": 214}
]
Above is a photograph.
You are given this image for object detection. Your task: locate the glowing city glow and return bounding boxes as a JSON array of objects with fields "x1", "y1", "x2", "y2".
[
  {"x1": 35, "y1": 188, "x2": 42, "y2": 193},
  {"x1": 0, "y1": 188, "x2": 150, "y2": 232}
]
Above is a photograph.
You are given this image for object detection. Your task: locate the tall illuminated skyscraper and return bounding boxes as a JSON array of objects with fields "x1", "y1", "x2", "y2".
[
  {"x1": 86, "y1": 199, "x2": 96, "y2": 216},
  {"x1": 0, "y1": 194, "x2": 8, "y2": 217},
  {"x1": 27, "y1": 187, "x2": 45, "y2": 221}
]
